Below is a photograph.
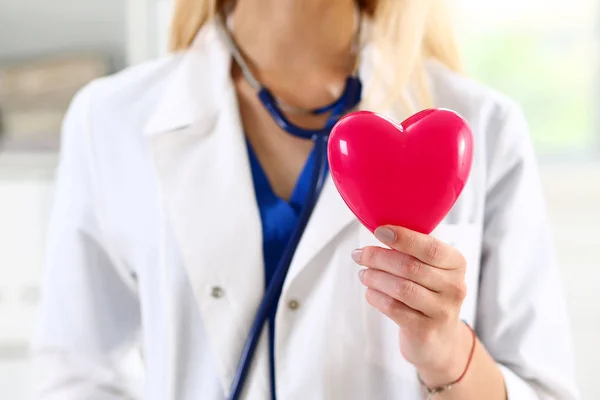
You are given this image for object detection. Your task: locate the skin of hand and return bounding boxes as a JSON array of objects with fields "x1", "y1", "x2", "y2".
[{"x1": 351, "y1": 225, "x2": 474, "y2": 387}]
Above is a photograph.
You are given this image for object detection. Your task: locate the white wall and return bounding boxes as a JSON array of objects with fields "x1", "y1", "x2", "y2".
[
  {"x1": 0, "y1": 0, "x2": 126, "y2": 69},
  {"x1": 0, "y1": 154, "x2": 55, "y2": 400},
  {"x1": 126, "y1": 0, "x2": 173, "y2": 64},
  {"x1": 540, "y1": 162, "x2": 600, "y2": 399}
]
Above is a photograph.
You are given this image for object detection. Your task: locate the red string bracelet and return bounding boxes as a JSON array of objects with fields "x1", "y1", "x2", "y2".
[{"x1": 418, "y1": 322, "x2": 477, "y2": 399}]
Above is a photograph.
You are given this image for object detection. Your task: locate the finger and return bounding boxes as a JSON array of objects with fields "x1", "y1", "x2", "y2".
[
  {"x1": 360, "y1": 268, "x2": 440, "y2": 317},
  {"x1": 374, "y1": 225, "x2": 463, "y2": 268},
  {"x1": 353, "y1": 246, "x2": 445, "y2": 292},
  {"x1": 364, "y1": 288, "x2": 428, "y2": 330}
]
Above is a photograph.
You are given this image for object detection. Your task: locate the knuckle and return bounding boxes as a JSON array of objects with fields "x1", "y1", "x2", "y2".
[
  {"x1": 362, "y1": 247, "x2": 377, "y2": 266},
  {"x1": 364, "y1": 288, "x2": 377, "y2": 306},
  {"x1": 367, "y1": 288, "x2": 400, "y2": 316},
  {"x1": 403, "y1": 257, "x2": 424, "y2": 278},
  {"x1": 453, "y1": 281, "x2": 468, "y2": 301},
  {"x1": 426, "y1": 239, "x2": 445, "y2": 264},
  {"x1": 361, "y1": 268, "x2": 373, "y2": 285},
  {"x1": 402, "y1": 231, "x2": 418, "y2": 252},
  {"x1": 395, "y1": 279, "x2": 416, "y2": 300},
  {"x1": 388, "y1": 253, "x2": 405, "y2": 274},
  {"x1": 438, "y1": 306, "x2": 452, "y2": 322},
  {"x1": 362, "y1": 247, "x2": 382, "y2": 267},
  {"x1": 381, "y1": 295, "x2": 400, "y2": 315}
]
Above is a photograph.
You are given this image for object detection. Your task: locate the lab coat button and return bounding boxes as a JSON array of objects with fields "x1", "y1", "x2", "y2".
[
  {"x1": 287, "y1": 299, "x2": 300, "y2": 310},
  {"x1": 210, "y1": 286, "x2": 225, "y2": 299}
]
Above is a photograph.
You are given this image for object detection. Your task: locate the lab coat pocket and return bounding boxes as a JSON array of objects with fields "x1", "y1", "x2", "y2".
[
  {"x1": 357, "y1": 226, "x2": 417, "y2": 383},
  {"x1": 357, "y1": 222, "x2": 481, "y2": 381},
  {"x1": 431, "y1": 222, "x2": 482, "y2": 321}
]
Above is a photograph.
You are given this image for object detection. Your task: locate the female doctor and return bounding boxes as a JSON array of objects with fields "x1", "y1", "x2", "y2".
[{"x1": 34, "y1": 0, "x2": 579, "y2": 399}]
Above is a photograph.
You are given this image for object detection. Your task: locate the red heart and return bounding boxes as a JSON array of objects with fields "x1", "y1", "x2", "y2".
[{"x1": 328, "y1": 109, "x2": 474, "y2": 234}]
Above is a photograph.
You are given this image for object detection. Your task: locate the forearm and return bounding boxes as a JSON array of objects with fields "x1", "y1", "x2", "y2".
[{"x1": 417, "y1": 323, "x2": 506, "y2": 400}]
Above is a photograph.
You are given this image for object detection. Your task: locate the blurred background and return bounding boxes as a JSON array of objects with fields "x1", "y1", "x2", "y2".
[{"x1": 0, "y1": 0, "x2": 598, "y2": 398}]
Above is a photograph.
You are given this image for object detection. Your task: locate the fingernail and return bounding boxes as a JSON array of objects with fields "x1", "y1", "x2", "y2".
[
  {"x1": 374, "y1": 226, "x2": 396, "y2": 244},
  {"x1": 358, "y1": 269, "x2": 365, "y2": 280},
  {"x1": 351, "y1": 249, "x2": 363, "y2": 264}
]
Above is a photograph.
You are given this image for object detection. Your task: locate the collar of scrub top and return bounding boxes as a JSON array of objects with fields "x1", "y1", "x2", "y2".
[{"x1": 216, "y1": 7, "x2": 364, "y2": 140}]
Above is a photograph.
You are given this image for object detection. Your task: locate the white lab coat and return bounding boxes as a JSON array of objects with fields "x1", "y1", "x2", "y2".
[{"x1": 33, "y1": 20, "x2": 579, "y2": 400}]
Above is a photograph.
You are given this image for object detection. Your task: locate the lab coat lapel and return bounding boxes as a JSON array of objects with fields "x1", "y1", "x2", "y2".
[
  {"x1": 282, "y1": 177, "x2": 356, "y2": 292},
  {"x1": 145, "y1": 22, "x2": 270, "y2": 397}
]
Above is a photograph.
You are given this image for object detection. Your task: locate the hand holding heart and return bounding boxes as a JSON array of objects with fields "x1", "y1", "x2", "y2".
[
  {"x1": 329, "y1": 109, "x2": 476, "y2": 385},
  {"x1": 352, "y1": 225, "x2": 473, "y2": 387}
]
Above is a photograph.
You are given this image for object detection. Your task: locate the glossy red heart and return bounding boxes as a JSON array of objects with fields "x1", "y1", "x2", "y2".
[{"x1": 328, "y1": 109, "x2": 473, "y2": 234}]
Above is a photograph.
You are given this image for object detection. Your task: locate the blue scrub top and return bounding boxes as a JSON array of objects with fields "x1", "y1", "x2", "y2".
[{"x1": 246, "y1": 141, "x2": 325, "y2": 400}]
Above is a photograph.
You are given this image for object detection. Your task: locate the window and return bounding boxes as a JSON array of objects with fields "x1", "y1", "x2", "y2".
[{"x1": 456, "y1": 0, "x2": 599, "y2": 157}]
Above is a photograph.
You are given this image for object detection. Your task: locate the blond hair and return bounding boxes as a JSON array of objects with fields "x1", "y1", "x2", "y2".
[{"x1": 169, "y1": 0, "x2": 462, "y2": 115}]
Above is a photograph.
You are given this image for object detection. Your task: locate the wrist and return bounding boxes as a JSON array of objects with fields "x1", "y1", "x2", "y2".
[{"x1": 418, "y1": 321, "x2": 474, "y2": 388}]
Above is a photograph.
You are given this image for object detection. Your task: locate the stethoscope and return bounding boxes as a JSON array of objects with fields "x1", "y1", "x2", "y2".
[{"x1": 218, "y1": 12, "x2": 363, "y2": 400}]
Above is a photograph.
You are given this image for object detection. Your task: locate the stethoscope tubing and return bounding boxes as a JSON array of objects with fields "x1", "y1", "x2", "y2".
[
  {"x1": 258, "y1": 76, "x2": 362, "y2": 139},
  {"x1": 227, "y1": 135, "x2": 329, "y2": 400}
]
